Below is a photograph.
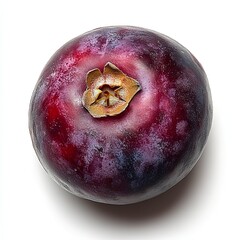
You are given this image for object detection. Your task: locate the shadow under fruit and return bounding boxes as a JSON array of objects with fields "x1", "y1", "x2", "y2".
[{"x1": 29, "y1": 26, "x2": 212, "y2": 205}]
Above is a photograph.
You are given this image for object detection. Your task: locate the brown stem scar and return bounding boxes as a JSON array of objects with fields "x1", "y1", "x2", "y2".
[{"x1": 82, "y1": 62, "x2": 141, "y2": 118}]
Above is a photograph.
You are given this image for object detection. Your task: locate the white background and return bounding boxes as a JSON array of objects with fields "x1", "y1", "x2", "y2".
[{"x1": 1, "y1": 0, "x2": 240, "y2": 239}]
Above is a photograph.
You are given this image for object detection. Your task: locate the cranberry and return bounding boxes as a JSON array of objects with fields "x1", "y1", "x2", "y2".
[{"x1": 29, "y1": 26, "x2": 212, "y2": 205}]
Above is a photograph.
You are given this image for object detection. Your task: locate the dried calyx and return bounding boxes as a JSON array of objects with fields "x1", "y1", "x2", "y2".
[{"x1": 82, "y1": 62, "x2": 141, "y2": 118}]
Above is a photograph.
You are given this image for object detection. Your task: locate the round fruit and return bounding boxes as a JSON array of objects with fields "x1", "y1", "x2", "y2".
[{"x1": 29, "y1": 26, "x2": 212, "y2": 205}]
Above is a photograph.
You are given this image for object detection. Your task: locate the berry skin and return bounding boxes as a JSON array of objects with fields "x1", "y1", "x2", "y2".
[{"x1": 29, "y1": 26, "x2": 212, "y2": 205}]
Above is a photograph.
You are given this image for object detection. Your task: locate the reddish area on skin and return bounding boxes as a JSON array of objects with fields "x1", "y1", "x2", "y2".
[{"x1": 29, "y1": 26, "x2": 212, "y2": 204}]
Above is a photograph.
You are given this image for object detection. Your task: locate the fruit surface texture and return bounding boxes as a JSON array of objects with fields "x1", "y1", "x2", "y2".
[{"x1": 29, "y1": 26, "x2": 212, "y2": 205}]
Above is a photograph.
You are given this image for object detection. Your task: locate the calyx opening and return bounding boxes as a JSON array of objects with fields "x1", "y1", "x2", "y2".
[{"x1": 82, "y1": 62, "x2": 141, "y2": 118}]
